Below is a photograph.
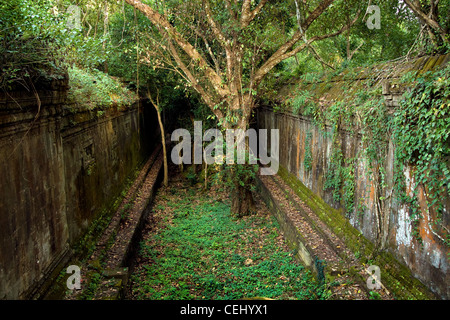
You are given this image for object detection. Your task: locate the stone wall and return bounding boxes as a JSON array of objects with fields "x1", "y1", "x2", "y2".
[
  {"x1": 257, "y1": 54, "x2": 449, "y2": 299},
  {"x1": 0, "y1": 77, "x2": 156, "y2": 299}
]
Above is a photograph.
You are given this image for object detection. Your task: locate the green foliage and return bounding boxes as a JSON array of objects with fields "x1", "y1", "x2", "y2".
[
  {"x1": 304, "y1": 131, "x2": 313, "y2": 172},
  {"x1": 323, "y1": 137, "x2": 356, "y2": 215},
  {"x1": 276, "y1": 0, "x2": 428, "y2": 81},
  {"x1": 291, "y1": 58, "x2": 449, "y2": 246},
  {"x1": 357, "y1": 96, "x2": 389, "y2": 169},
  {"x1": 0, "y1": 0, "x2": 116, "y2": 90},
  {"x1": 333, "y1": 0, "x2": 420, "y2": 64},
  {"x1": 108, "y1": 4, "x2": 152, "y2": 81},
  {"x1": 204, "y1": 137, "x2": 260, "y2": 198},
  {"x1": 369, "y1": 291, "x2": 382, "y2": 300},
  {"x1": 220, "y1": 144, "x2": 259, "y2": 197},
  {"x1": 292, "y1": 90, "x2": 314, "y2": 115},
  {"x1": 67, "y1": 66, "x2": 137, "y2": 109},
  {"x1": 341, "y1": 158, "x2": 356, "y2": 216},
  {"x1": 407, "y1": 0, "x2": 450, "y2": 55},
  {"x1": 320, "y1": 99, "x2": 354, "y2": 208},
  {"x1": 65, "y1": 33, "x2": 111, "y2": 69},
  {"x1": 79, "y1": 272, "x2": 102, "y2": 300},
  {"x1": 0, "y1": 0, "x2": 67, "y2": 89},
  {"x1": 225, "y1": 163, "x2": 259, "y2": 192},
  {"x1": 132, "y1": 187, "x2": 327, "y2": 300},
  {"x1": 185, "y1": 166, "x2": 198, "y2": 186},
  {"x1": 54, "y1": 0, "x2": 121, "y2": 69},
  {"x1": 392, "y1": 65, "x2": 450, "y2": 242},
  {"x1": 324, "y1": 135, "x2": 344, "y2": 204}
]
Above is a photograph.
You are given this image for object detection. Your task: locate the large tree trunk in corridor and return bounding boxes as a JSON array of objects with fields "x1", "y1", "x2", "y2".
[
  {"x1": 231, "y1": 183, "x2": 255, "y2": 217},
  {"x1": 228, "y1": 114, "x2": 256, "y2": 217}
]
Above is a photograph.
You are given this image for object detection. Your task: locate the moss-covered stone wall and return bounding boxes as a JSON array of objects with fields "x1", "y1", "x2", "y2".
[
  {"x1": 257, "y1": 54, "x2": 449, "y2": 299},
  {"x1": 0, "y1": 76, "x2": 157, "y2": 299}
]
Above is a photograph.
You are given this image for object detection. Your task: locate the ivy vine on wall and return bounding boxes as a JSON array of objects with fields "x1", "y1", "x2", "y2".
[
  {"x1": 304, "y1": 131, "x2": 313, "y2": 172},
  {"x1": 289, "y1": 60, "x2": 449, "y2": 251},
  {"x1": 393, "y1": 65, "x2": 450, "y2": 248}
]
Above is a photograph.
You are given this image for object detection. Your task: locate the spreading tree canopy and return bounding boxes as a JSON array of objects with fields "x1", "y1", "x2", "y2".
[{"x1": 123, "y1": 0, "x2": 363, "y2": 215}]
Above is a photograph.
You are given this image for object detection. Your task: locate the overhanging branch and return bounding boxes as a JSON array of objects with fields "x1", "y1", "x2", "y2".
[
  {"x1": 241, "y1": 0, "x2": 268, "y2": 28},
  {"x1": 253, "y1": 8, "x2": 360, "y2": 88},
  {"x1": 124, "y1": 0, "x2": 231, "y2": 98}
]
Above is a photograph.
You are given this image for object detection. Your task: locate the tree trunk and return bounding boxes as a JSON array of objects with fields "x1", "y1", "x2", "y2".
[
  {"x1": 231, "y1": 183, "x2": 255, "y2": 217},
  {"x1": 158, "y1": 108, "x2": 169, "y2": 187},
  {"x1": 228, "y1": 113, "x2": 256, "y2": 217},
  {"x1": 147, "y1": 90, "x2": 169, "y2": 187},
  {"x1": 404, "y1": 0, "x2": 449, "y2": 45}
]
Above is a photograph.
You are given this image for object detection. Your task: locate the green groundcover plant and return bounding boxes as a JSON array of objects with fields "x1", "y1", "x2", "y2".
[{"x1": 131, "y1": 186, "x2": 329, "y2": 300}]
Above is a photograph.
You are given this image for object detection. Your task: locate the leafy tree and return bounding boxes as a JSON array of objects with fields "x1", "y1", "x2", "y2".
[
  {"x1": 0, "y1": 0, "x2": 68, "y2": 90},
  {"x1": 282, "y1": 0, "x2": 424, "y2": 74},
  {"x1": 333, "y1": 0, "x2": 421, "y2": 64},
  {"x1": 404, "y1": 0, "x2": 449, "y2": 50},
  {"x1": 123, "y1": 0, "x2": 362, "y2": 215}
]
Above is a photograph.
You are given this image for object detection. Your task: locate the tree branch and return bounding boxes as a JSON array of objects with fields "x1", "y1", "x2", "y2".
[
  {"x1": 253, "y1": 0, "x2": 335, "y2": 82},
  {"x1": 202, "y1": 0, "x2": 231, "y2": 49},
  {"x1": 166, "y1": 38, "x2": 224, "y2": 120},
  {"x1": 186, "y1": 22, "x2": 222, "y2": 76},
  {"x1": 295, "y1": 0, "x2": 335, "y2": 70},
  {"x1": 404, "y1": 0, "x2": 448, "y2": 43},
  {"x1": 241, "y1": 0, "x2": 268, "y2": 28},
  {"x1": 224, "y1": 0, "x2": 237, "y2": 20},
  {"x1": 202, "y1": 0, "x2": 234, "y2": 81},
  {"x1": 124, "y1": 0, "x2": 231, "y2": 98},
  {"x1": 310, "y1": 42, "x2": 336, "y2": 69},
  {"x1": 253, "y1": 4, "x2": 358, "y2": 87},
  {"x1": 302, "y1": 0, "x2": 335, "y2": 30}
]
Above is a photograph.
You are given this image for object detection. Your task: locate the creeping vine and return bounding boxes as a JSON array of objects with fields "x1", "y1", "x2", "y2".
[{"x1": 290, "y1": 59, "x2": 449, "y2": 251}]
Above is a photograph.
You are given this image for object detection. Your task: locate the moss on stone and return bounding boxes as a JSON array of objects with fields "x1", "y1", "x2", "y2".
[{"x1": 277, "y1": 165, "x2": 436, "y2": 300}]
